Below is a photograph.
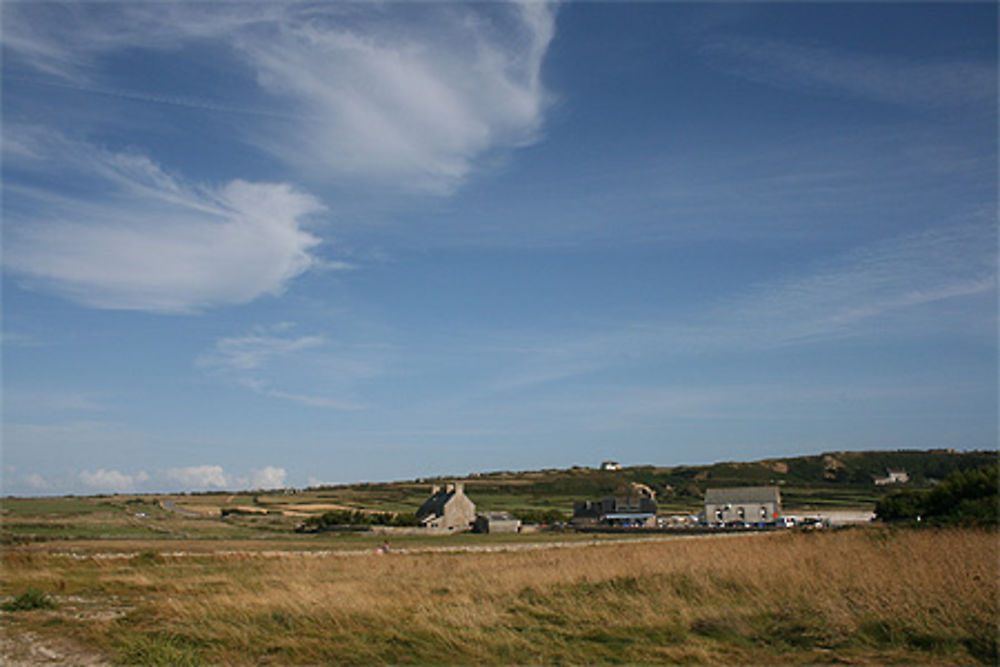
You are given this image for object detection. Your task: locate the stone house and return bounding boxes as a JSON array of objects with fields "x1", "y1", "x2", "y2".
[
  {"x1": 415, "y1": 482, "x2": 476, "y2": 532},
  {"x1": 702, "y1": 486, "x2": 781, "y2": 525}
]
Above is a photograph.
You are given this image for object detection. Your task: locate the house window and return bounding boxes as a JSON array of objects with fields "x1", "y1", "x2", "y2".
[{"x1": 760, "y1": 506, "x2": 767, "y2": 518}]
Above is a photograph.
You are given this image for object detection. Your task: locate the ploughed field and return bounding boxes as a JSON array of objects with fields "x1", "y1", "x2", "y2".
[{"x1": 2, "y1": 528, "x2": 996, "y2": 664}]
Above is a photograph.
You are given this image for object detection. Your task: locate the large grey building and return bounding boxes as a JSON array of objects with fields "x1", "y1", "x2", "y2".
[
  {"x1": 573, "y1": 494, "x2": 658, "y2": 527},
  {"x1": 416, "y1": 482, "x2": 476, "y2": 532},
  {"x1": 702, "y1": 486, "x2": 781, "y2": 525}
]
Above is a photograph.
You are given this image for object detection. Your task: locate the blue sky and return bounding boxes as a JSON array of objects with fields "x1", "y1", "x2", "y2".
[{"x1": 2, "y1": 1, "x2": 996, "y2": 496}]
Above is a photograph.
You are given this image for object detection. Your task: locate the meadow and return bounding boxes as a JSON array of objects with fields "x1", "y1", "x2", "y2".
[{"x1": 2, "y1": 528, "x2": 996, "y2": 664}]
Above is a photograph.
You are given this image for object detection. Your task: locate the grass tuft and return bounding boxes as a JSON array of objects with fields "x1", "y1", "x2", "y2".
[
  {"x1": 115, "y1": 634, "x2": 202, "y2": 666},
  {"x1": 2, "y1": 589, "x2": 56, "y2": 611},
  {"x1": 131, "y1": 550, "x2": 165, "y2": 566}
]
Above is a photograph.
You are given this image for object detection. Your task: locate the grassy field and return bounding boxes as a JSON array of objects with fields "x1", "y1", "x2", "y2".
[{"x1": 2, "y1": 528, "x2": 996, "y2": 664}]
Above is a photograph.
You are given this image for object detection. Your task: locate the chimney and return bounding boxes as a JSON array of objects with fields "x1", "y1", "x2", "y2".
[
  {"x1": 455, "y1": 482, "x2": 465, "y2": 494},
  {"x1": 431, "y1": 485, "x2": 441, "y2": 495},
  {"x1": 446, "y1": 483, "x2": 456, "y2": 494}
]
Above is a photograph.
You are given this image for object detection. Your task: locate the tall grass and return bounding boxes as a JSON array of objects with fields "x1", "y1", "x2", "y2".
[{"x1": 2, "y1": 528, "x2": 996, "y2": 664}]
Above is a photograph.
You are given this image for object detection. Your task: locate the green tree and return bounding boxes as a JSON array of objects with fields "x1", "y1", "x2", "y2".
[{"x1": 875, "y1": 465, "x2": 997, "y2": 527}]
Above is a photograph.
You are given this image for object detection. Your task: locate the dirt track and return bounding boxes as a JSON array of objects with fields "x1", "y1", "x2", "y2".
[{"x1": 44, "y1": 530, "x2": 772, "y2": 561}]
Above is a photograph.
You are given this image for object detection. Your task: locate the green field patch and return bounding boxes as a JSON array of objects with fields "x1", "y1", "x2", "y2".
[{"x1": 0, "y1": 497, "x2": 119, "y2": 516}]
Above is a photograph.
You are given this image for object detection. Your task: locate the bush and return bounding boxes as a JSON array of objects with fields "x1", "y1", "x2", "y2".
[
  {"x1": 2, "y1": 589, "x2": 56, "y2": 611},
  {"x1": 116, "y1": 634, "x2": 201, "y2": 666},
  {"x1": 875, "y1": 465, "x2": 998, "y2": 527},
  {"x1": 301, "y1": 509, "x2": 420, "y2": 531}
]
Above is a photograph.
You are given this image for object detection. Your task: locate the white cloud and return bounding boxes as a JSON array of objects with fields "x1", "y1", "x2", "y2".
[
  {"x1": 249, "y1": 466, "x2": 287, "y2": 490},
  {"x1": 24, "y1": 473, "x2": 51, "y2": 490},
  {"x1": 238, "y1": 1, "x2": 556, "y2": 192},
  {"x1": 4, "y1": 2, "x2": 557, "y2": 195},
  {"x1": 4, "y1": 133, "x2": 324, "y2": 313},
  {"x1": 79, "y1": 468, "x2": 149, "y2": 493},
  {"x1": 165, "y1": 465, "x2": 229, "y2": 489},
  {"x1": 162, "y1": 464, "x2": 288, "y2": 491}
]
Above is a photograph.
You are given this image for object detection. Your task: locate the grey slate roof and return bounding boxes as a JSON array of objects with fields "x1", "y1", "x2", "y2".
[
  {"x1": 704, "y1": 486, "x2": 780, "y2": 505},
  {"x1": 416, "y1": 489, "x2": 453, "y2": 519}
]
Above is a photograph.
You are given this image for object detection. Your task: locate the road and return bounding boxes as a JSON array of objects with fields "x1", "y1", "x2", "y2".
[{"x1": 159, "y1": 499, "x2": 204, "y2": 518}]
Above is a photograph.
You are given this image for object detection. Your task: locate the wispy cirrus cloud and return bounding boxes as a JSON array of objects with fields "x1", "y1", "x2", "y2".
[
  {"x1": 3, "y1": 131, "x2": 324, "y2": 313},
  {"x1": 702, "y1": 36, "x2": 995, "y2": 109},
  {"x1": 198, "y1": 324, "x2": 369, "y2": 410},
  {"x1": 725, "y1": 223, "x2": 997, "y2": 345},
  {"x1": 199, "y1": 324, "x2": 327, "y2": 372},
  {"x1": 239, "y1": 1, "x2": 556, "y2": 193},
  {"x1": 3, "y1": 1, "x2": 557, "y2": 194},
  {"x1": 486, "y1": 223, "x2": 996, "y2": 392}
]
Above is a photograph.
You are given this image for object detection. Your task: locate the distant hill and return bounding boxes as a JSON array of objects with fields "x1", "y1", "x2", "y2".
[{"x1": 304, "y1": 449, "x2": 997, "y2": 514}]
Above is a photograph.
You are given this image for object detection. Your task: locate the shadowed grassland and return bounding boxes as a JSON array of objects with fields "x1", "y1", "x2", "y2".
[{"x1": 2, "y1": 528, "x2": 996, "y2": 664}]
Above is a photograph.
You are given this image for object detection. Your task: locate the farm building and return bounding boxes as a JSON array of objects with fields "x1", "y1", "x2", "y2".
[
  {"x1": 702, "y1": 486, "x2": 781, "y2": 525},
  {"x1": 573, "y1": 491, "x2": 657, "y2": 527},
  {"x1": 473, "y1": 512, "x2": 521, "y2": 534},
  {"x1": 415, "y1": 482, "x2": 476, "y2": 532},
  {"x1": 600, "y1": 461, "x2": 622, "y2": 471}
]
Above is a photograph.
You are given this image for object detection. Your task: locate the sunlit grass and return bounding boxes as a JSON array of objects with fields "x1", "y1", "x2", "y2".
[{"x1": 2, "y1": 528, "x2": 996, "y2": 664}]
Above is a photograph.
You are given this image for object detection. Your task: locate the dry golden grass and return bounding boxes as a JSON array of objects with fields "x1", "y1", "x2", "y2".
[{"x1": 2, "y1": 528, "x2": 997, "y2": 664}]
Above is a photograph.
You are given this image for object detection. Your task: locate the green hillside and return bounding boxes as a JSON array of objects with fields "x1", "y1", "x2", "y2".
[{"x1": 298, "y1": 448, "x2": 996, "y2": 515}]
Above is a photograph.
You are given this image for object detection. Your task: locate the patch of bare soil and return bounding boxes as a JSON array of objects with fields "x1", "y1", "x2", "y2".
[{"x1": 0, "y1": 626, "x2": 108, "y2": 666}]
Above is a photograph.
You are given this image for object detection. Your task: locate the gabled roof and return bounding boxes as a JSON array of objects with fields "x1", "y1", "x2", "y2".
[
  {"x1": 704, "y1": 486, "x2": 780, "y2": 505},
  {"x1": 416, "y1": 489, "x2": 453, "y2": 519},
  {"x1": 417, "y1": 484, "x2": 474, "y2": 519}
]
